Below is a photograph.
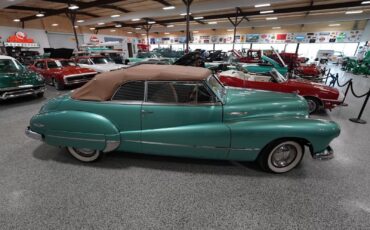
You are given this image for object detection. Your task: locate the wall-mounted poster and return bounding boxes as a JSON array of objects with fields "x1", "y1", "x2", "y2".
[
  {"x1": 276, "y1": 34, "x2": 287, "y2": 40},
  {"x1": 309, "y1": 39, "x2": 316, "y2": 43},
  {"x1": 246, "y1": 34, "x2": 259, "y2": 42}
]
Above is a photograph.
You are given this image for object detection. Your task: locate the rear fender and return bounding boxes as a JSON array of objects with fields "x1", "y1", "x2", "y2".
[{"x1": 30, "y1": 111, "x2": 120, "y2": 151}]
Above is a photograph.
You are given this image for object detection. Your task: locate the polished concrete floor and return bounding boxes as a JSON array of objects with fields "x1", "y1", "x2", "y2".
[{"x1": 0, "y1": 67, "x2": 369, "y2": 229}]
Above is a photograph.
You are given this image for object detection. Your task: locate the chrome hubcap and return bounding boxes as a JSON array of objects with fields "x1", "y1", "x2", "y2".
[
  {"x1": 73, "y1": 148, "x2": 95, "y2": 157},
  {"x1": 271, "y1": 144, "x2": 298, "y2": 168},
  {"x1": 307, "y1": 100, "x2": 316, "y2": 113}
]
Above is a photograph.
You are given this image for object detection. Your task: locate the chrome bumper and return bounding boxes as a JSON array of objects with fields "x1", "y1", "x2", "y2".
[
  {"x1": 25, "y1": 127, "x2": 43, "y2": 141},
  {"x1": 0, "y1": 86, "x2": 45, "y2": 100},
  {"x1": 312, "y1": 146, "x2": 334, "y2": 160}
]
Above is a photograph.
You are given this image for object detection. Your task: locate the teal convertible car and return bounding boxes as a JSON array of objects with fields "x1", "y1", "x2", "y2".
[{"x1": 26, "y1": 64, "x2": 340, "y2": 173}]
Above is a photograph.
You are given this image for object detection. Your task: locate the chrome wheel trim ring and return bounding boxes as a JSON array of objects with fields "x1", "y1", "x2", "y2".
[
  {"x1": 67, "y1": 147, "x2": 100, "y2": 162},
  {"x1": 307, "y1": 99, "x2": 317, "y2": 113},
  {"x1": 267, "y1": 141, "x2": 303, "y2": 173}
]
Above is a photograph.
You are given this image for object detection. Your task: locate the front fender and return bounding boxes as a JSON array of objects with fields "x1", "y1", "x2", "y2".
[
  {"x1": 227, "y1": 118, "x2": 340, "y2": 161},
  {"x1": 30, "y1": 111, "x2": 120, "y2": 151}
]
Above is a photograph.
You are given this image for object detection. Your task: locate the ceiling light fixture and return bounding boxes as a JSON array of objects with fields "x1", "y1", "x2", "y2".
[
  {"x1": 51, "y1": 23, "x2": 58, "y2": 26},
  {"x1": 89, "y1": 27, "x2": 95, "y2": 30},
  {"x1": 127, "y1": 31, "x2": 133, "y2": 34},
  {"x1": 97, "y1": 22, "x2": 105, "y2": 25},
  {"x1": 111, "y1": 14, "x2": 120, "y2": 18},
  {"x1": 361, "y1": 1, "x2": 370, "y2": 4},
  {"x1": 163, "y1": 6, "x2": 175, "y2": 10},
  {"x1": 345, "y1": 10, "x2": 363, "y2": 14},
  {"x1": 68, "y1": 4, "x2": 79, "y2": 10},
  {"x1": 208, "y1": 21, "x2": 218, "y2": 24},
  {"x1": 329, "y1": 24, "x2": 341, "y2": 27},
  {"x1": 115, "y1": 24, "x2": 122, "y2": 27},
  {"x1": 13, "y1": 19, "x2": 20, "y2": 22},
  {"x1": 76, "y1": 20, "x2": 84, "y2": 23},
  {"x1": 255, "y1": 3, "x2": 271, "y2": 8},
  {"x1": 148, "y1": 21, "x2": 156, "y2": 24},
  {"x1": 164, "y1": 32, "x2": 170, "y2": 35},
  {"x1": 180, "y1": 12, "x2": 191, "y2": 16},
  {"x1": 272, "y1": 26, "x2": 281, "y2": 29},
  {"x1": 74, "y1": 25, "x2": 78, "y2": 28},
  {"x1": 167, "y1": 25, "x2": 174, "y2": 27},
  {"x1": 141, "y1": 34, "x2": 146, "y2": 36},
  {"x1": 193, "y1": 16, "x2": 204, "y2": 20},
  {"x1": 131, "y1": 18, "x2": 140, "y2": 21},
  {"x1": 36, "y1": 12, "x2": 45, "y2": 17},
  {"x1": 227, "y1": 29, "x2": 234, "y2": 31},
  {"x1": 110, "y1": 29, "x2": 116, "y2": 32},
  {"x1": 260, "y1": 10, "x2": 274, "y2": 14},
  {"x1": 135, "y1": 27, "x2": 141, "y2": 30},
  {"x1": 266, "y1": 17, "x2": 278, "y2": 20}
]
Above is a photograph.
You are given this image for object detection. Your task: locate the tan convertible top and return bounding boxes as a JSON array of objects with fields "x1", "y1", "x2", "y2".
[{"x1": 71, "y1": 64, "x2": 212, "y2": 101}]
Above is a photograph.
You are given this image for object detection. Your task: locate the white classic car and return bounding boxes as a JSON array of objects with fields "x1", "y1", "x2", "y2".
[{"x1": 75, "y1": 56, "x2": 128, "y2": 73}]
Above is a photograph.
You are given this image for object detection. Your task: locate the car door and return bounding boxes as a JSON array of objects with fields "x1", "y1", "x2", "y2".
[{"x1": 141, "y1": 80, "x2": 230, "y2": 159}]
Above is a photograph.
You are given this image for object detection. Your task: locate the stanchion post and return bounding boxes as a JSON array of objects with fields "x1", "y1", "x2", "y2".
[
  {"x1": 325, "y1": 68, "x2": 331, "y2": 85},
  {"x1": 341, "y1": 79, "x2": 352, "y2": 105},
  {"x1": 349, "y1": 89, "x2": 370, "y2": 124}
]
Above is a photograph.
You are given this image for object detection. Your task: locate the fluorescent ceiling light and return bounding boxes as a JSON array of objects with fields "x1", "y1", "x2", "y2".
[
  {"x1": 208, "y1": 21, "x2": 218, "y2": 24},
  {"x1": 329, "y1": 24, "x2": 341, "y2": 27},
  {"x1": 193, "y1": 31, "x2": 199, "y2": 33},
  {"x1": 68, "y1": 4, "x2": 79, "y2": 10},
  {"x1": 148, "y1": 21, "x2": 156, "y2": 24},
  {"x1": 362, "y1": 1, "x2": 370, "y2": 4},
  {"x1": 227, "y1": 29, "x2": 234, "y2": 31},
  {"x1": 76, "y1": 20, "x2": 84, "y2": 23},
  {"x1": 74, "y1": 25, "x2": 78, "y2": 28},
  {"x1": 13, "y1": 19, "x2": 20, "y2": 22},
  {"x1": 180, "y1": 12, "x2": 191, "y2": 16},
  {"x1": 97, "y1": 22, "x2": 105, "y2": 25},
  {"x1": 111, "y1": 14, "x2": 120, "y2": 18},
  {"x1": 141, "y1": 34, "x2": 146, "y2": 36},
  {"x1": 127, "y1": 31, "x2": 133, "y2": 34},
  {"x1": 115, "y1": 24, "x2": 122, "y2": 27},
  {"x1": 255, "y1": 3, "x2": 271, "y2": 8},
  {"x1": 163, "y1": 6, "x2": 175, "y2": 10},
  {"x1": 51, "y1": 23, "x2": 58, "y2": 26},
  {"x1": 345, "y1": 10, "x2": 363, "y2": 14},
  {"x1": 272, "y1": 26, "x2": 281, "y2": 29},
  {"x1": 164, "y1": 32, "x2": 170, "y2": 34},
  {"x1": 193, "y1": 16, "x2": 204, "y2": 20},
  {"x1": 266, "y1": 17, "x2": 278, "y2": 20},
  {"x1": 167, "y1": 25, "x2": 174, "y2": 27},
  {"x1": 36, "y1": 13, "x2": 44, "y2": 17},
  {"x1": 131, "y1": 18, "x2": 140, "y2": 21},
  {"x1": 110, "y1": 29, "x2": 116, "y2": 32},
  {"x1": 260, "y1": 10, "x2": 274, "y2": 14},
  {"x1": 135, "y1": 27, "x2": 141, "y2": 30},
  {"x1": 89, "y1": 27, "x2": 95, "y2": 30}
]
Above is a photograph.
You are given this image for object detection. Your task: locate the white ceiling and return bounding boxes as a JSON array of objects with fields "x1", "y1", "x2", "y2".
[{"x1": 0, "y1": 0, "x2": 27, "y2": 9}]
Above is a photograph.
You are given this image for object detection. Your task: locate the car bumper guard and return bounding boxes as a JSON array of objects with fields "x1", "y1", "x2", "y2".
[
  {"x1": 312, "y1": 146, "x2": 334, "y2": 160},
  {"x1": 25, "y1": 127, "x2": 43, "y2": 141}
]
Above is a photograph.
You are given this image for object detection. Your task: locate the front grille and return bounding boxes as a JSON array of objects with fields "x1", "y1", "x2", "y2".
[{"x1": 65, "y1": 74, "x2": 96, "y2": 84}]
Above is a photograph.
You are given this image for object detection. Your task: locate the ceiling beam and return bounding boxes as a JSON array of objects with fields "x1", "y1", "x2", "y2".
[
  {"x1": 15, "y1": 0, "x2": 124, "y2": 22},
  {"x1": 99, "y1": 5, "x2": 130, "y2": 13},
  {"x1": 7, "y1": 5, "x2": 99, "y2": 18},
  {"x1": 94, "y1": 1, "x2": 368, "y2": 30},
  {"x1": 152, "y1": 0, "x2": 171, "y2": 7}
]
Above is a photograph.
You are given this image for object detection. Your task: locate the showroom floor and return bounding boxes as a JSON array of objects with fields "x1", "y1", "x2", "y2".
[{"x1": 0, "y1": 66, "x2": 369, "y2": 229}]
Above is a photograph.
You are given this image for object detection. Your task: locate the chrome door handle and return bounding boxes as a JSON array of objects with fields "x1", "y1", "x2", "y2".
[
  {"x1": 141, "y1": 110, "x2": 154, "y2": 114},
  {"x1": 228, "y1": 111, "x2": 248, "y2": 116}
]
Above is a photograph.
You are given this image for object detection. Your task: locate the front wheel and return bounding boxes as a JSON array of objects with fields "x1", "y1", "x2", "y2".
[
  {"x1": 67, "y1": 147, "x2": 102, "y2": 162},
  {"x1": 258, "y1": 140, "x2": 304, "y2": 173},
  {"x1": 305, "y1": 97, "x2": 320, "y2": 114}
]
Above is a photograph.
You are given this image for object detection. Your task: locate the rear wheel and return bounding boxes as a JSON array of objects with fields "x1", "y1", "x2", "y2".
[
  {"x1": 36, "y1": 92, "x2": 44, "y2": 98},
  {"x1": 305, "y1": 97, "x2": 320, "y2": 114},
  {"x1": 67, "y1": 147, "x2": 102, "y2": 162},
  {"x1": 258, "y1": 140, "x2": 304, "y2": 173}
]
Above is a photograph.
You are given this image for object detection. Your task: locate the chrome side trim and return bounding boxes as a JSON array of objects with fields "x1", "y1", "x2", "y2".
[
  {"x1": 103, "y1": 140, "x2": 120, "y2": 152},
  {"x1": 124, "y1": 139, "x2": 260, "y2": 151},
  {"x1": 228, "y1": 111, "x2": 248, "y2": 116},
  {"x1": 64, "y1": 72, "x2": 97, "y2": 78},
  {"x1": 25, "y1": 127, "x2": 43, "y2": 141},
  {"x1": 47, "y1": 135, "x2": 105, "y2": 142}
]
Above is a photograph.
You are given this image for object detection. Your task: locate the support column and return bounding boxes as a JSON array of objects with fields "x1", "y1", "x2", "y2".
[
  {"x1": 182, "y1": 0, "x2": 193, "y2": 53},
  {"x1": 295, "y1": 43, "x2": 300, "y2": 55},
  {"x1": 227, "y1": 8, "x2": 246, "y2": 50},
  {"x1": 65, "y1": 11, "x2": 80, "y2": 51}
]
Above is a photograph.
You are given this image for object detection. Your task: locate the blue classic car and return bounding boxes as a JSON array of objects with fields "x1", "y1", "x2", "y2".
[{"x1": 26, "y1": 65, "x2": 340, "y2": 173}]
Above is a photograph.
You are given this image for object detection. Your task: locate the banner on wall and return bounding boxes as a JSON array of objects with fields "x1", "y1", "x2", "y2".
[{"x1": 4, "y1": 31, "x2": 39, "y2": 47}]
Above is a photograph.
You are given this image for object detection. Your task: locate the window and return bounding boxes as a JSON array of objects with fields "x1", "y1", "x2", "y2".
[
  {"x1": 147, "y1": 81, "x2": 215, "y2": 104},
  {"x1": 112, "y1": 81, "x2": 144, "y2": 101},
  {"x1": 78, "y1": 59, "x2": 90, "y2": 65},
  {"x1": 35, "y1": 61, "x2": 45, "y2": 69},
  {"x1": 47, "y1": 61, "x2": 60, "y2": 69}
]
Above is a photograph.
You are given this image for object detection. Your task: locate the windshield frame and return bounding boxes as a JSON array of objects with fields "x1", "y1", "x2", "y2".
[
  {"x1": 270, "y1": 68, "x2": 287, "y2": 83},
  {"x1": 205, "y1": 74, "x2": 226, "y2": 104}
]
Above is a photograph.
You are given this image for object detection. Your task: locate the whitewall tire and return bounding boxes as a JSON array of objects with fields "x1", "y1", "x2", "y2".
[{"x1": 67, "y1": 147, "x2": 102, "y2": 162}]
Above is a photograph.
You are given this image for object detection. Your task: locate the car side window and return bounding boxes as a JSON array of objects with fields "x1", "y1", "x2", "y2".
[
  {"x1": 78, "y1": 59, "x2": 89, "y2": 65},
  {"x1": 47, "y1": 61, "x2": 59, "y2": 69},
  {"x1": 147, "y1": 82, "x2": 178, "y2": 103},
  {"x1": 35, "y1": 61, "x2": 45, "y2": 69},
  {"x1": 112, "y1": 81, "x2": 145, "y2": 101}
]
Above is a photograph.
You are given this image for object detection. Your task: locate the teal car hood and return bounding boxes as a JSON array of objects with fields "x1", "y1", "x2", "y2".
[
  {"x1": 0, "y1": 69, "x2": 44, "y2": 89},
  {"x1": 223, "y1": 87, "x2": 309, "y2": 121}
]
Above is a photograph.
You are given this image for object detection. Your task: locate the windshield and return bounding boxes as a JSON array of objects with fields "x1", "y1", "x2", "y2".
[
  {"x1": 0, "y1": 59, "x2": 24, "y2": 73},
  {"x1": 60, "y1": 60, "x2": 77, "y2": 67},
  {"x1": 206, "y1": 75, "x2": 226, "y2": 103},
  {"x1": 270, "y1": 68, "x2": 287, "y2": 83},
  {"x1": 48, "y1": 61, "x2": 62, "y2": 69},
  {"x1": 91, "y1": 57, "x2": 113, "y2": 64}
]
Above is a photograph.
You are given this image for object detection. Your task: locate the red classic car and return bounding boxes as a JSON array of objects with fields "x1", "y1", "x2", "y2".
[
  {"x1": 29, "y1": 59, "x2": 97, "y2": 90},
  {"x1": 218, "y1": 69, "x2": 343, "y2": 113},
  {"x1": 232, "y1": 49, "x2": 262, "y2": 63}
]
